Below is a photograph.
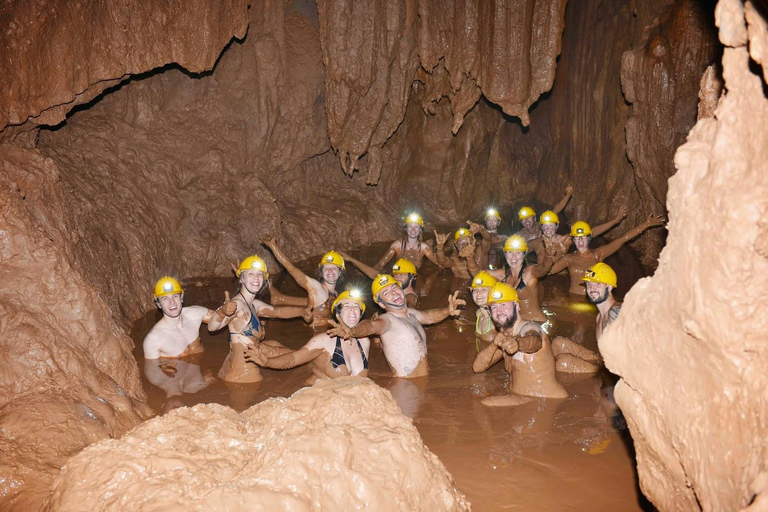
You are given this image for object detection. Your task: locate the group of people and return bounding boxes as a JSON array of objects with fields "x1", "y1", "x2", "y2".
[{"x1": 144, "y1": 187, "x2": 663, "y2": 407}]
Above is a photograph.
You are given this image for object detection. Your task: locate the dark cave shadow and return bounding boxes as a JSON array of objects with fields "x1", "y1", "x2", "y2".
[{"x1": 44, "y1": 27, "x2": 248, "y2": 133}]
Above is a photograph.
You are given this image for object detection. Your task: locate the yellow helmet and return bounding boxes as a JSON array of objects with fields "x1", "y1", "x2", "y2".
[
  {"x1": 371, "y1": 274, "x2": 401, "y2": 300},
  {"x1": 518, "y1": 206, "x2": 536, "y2": 220},
  {"x1": 570, "y1": 221, "x2": 592, "y2": 237},
  {"x1": 154, "y1": 276, "x2": 183, "y2": 298},
  {"x1": 236, "y1": 255, "x2": 269, "y2": 278},
  {"x1": 319, "y1": 250, "x2": 345, "y2": 270},
  {"x1": 485, "y1": 209, "x2": 501, "y2": 221},
  {"x1": 331, "y1": 289, "x2": 366, "y2": 315},
  {"x1": 582, "y1": 262, "x2": 617, "y2": 288},
  {"x1": 454, "y1": 227, "x2": 471, "y2": 241},
  {"x1": 470, "y1": 271, "x2": 498, "y2": 289},
  {"x1": 403, "y1": 213, "x2": 424, "y2": 227},
  {"x1": 539, "y1": 210, "x2": 560, "y2": 225},
  {"x1": 486, "y1": 282, "x2": 519, "y2": 304},
  {"x1": 391, "y1": 258, "x2": 417, "y2": 275},
  {"x1": 503, "y1": 235, "x2": 528, "y2": 252}
]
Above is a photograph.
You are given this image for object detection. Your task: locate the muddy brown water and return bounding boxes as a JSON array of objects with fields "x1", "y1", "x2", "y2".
[{"x1": 131, "y1": 244, "x2": 651, "y2": 511}]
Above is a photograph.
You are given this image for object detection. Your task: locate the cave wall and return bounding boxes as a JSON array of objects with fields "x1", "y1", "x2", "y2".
[
  {"x1": 0, "y1": 1, "x2": 251, "y2": 510},
  {"x1": 600, "y1": 0, "x2": 768, "y2": 509}
]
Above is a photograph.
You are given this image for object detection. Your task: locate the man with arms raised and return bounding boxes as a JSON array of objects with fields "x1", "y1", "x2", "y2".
[{"x1": 328, "y1": 274, "x2": 465, "y2": 378}]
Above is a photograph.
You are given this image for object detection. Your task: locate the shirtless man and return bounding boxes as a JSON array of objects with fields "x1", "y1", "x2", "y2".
[
  {"x1": 582, "y1": 263, "x2": 622, "y2": 340},
  {"x1": 435, "y1": 223, "x2": 489, "y2": 278},
  {"x1": 328, "y1": 274, "x2": 465, "y2": 378},
  {"x1": 144, "y1": 276, "x2": 224, "y2": 360},
  {"x1": 472, "y1": 283, "x2": 601, "y2": 406},
  {"x1": 484, "y1": 235, "x2": 554, "y2": 322},
  {"x1": 482, "y1": 209, "x2": 507, "y2": 270},
  {"x1": 264, "y1": 236, "x2": 345, "y2": 328},
  {"x1": 375, "y1": 213, "x2": 441, "y2": 270},
  {"x1": 528, "y1": 207, "x2": 629, "y2": 264},
  {"x1": 469, "y1": 271, "x2": 498, "y2": 343},
  {"x1": 340, "y1": 252, "x2": 420, "y2": 308},
  {"x1": 549, "y1": 213, "x2": 665, "y2": 295},
  {"x1": 515, "y1": 185, "x2": 573, "y2": 242},
  {"x1": 256, "y1": 290, "x2": 371, "y2": 384},
  {"x1": 207, "y1": 255, "x2": 308, "y2": 383}
]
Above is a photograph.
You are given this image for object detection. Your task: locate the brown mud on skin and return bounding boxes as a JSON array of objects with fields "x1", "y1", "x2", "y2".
[{"x1": 131, "y1": 246, "x2": 650, "y2": 510}]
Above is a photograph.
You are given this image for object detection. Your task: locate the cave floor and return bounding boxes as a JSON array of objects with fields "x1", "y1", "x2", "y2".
[{"x1": 131, "y1": 256, "x2": 650, "y2": 511}]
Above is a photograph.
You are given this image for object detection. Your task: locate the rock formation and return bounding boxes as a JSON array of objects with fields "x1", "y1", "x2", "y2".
[
  {"x1": 45, "y1": 378, "x2": 471, "y2": 511},
  {"x1": 600, "y1": 0, "x2": 768, "y2": 509}
]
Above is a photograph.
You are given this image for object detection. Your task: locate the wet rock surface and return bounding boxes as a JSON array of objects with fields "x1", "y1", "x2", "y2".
[
  {"x1": 0, "y1": 146, "x2": 152, "y2": 511},
  {"x1": 45, "y1": 378, "x2": 471, "y2": 512},
  {"x1": 600, "y1": 1, "x2": 768, "y2": 509},
  {"x1": 0, "y1": 0, "x2": 249, "y2": 140}
]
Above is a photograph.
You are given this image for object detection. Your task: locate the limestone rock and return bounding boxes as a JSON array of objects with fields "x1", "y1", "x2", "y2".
[{"x1": 46, "y1": 378, "x2": 471, "y2": 511}]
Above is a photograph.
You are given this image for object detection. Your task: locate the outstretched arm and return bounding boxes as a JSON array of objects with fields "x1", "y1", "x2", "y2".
[
  {"x1": 263, "y1": 236, "x2": 312, "y2": 290},
  {"x1": 328, "y1": 316, "x2": 389, "y2": 339},
  {"x1": 261, "y1": 347, "x2": 326, "y2": 370},
  {"x1": 257, "y1": 303, "x2": 307, "y2": 320},
  {"x1": 338, "y1": 251, "x2": 379, "y2": 280},
  {"x1": 268, "y1": 282, "x2": 309, "y2": 307},
  {"x1": 595, "y1": 213, "x2": 666, "y2": 260},
  {"x1": 591, "y1": 206, "x2": 629, "y2": 237},
  {"x1": 548, "y1": 254, "x2": 569, "y2": 275},
  {"x1": 553, "y1": 184, "x2": 573, "y2": 214},
  {"x1": 412, "y1": 291, "x2": 465, "y2": 325},
  {"x1": 374, "y1": 242, "x2": 398, "y2": 270},
  {"x1": 472, "y1": 339, "x2": 504, "y2": 373}
]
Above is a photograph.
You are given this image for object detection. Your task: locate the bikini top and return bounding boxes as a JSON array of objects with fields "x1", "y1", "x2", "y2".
[{"x1": 330, "y1": 336, "x2": 368, "y2": 370}]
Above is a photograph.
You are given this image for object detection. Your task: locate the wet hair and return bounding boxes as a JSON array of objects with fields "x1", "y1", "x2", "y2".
[{"x1": 316, "y1": 265, "x2": 347, "y2": 293}]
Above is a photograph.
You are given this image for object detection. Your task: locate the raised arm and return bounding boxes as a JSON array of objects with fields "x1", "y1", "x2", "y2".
[
  {"x1": 595, "y1": 213, "x2": 666, "y2": 260},
  {"x1": 530, "y1": 245, "x2": 556, "y2": 278},
  {"x1": 338, "y1": 250, "x2": 379, "y2": 280},
  {"x1": 591, "y1": 206, "x2": 628, "y2": 237},
  {"x1": 257, "y1": 303, "x2": 307, "y2": 320},
  {"x1": 263, "y1": 236, "x2": 312, "y2": 290},
  {"x1": 412, "y1": 291, "x2": 465, "y2": 325},
  {"x1": 433, "y1": 231, "x2": 455, "y2": 268},
  {"x1": 422, "y1": 243, "x2": 442, "y2": 268},
  {"x1": 374, "y1": 242, "x2": 398, "y2": 270},
  {"x1": 460, "y1": 243, "x2": 483, "y2": 277},
  {"x1": 553, "y1": 184, "x2": 573, "y2": 214},
  {"x1": 207, "y1": 292, "x2": 238, "y2": 332}
]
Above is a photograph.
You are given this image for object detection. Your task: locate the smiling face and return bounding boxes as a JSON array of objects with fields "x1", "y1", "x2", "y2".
[
  {"x1": 157, "y1": 293, "x2": 183, "y2": 318},
  {"x1": 321, "y1": 264, "x2": 341, "y2": 284},
  {"x1": 471, "y1": 287, "x2": 490, "y2": 306},
  {"x1": 376, "y1": 283, "x2": 406, "y2": 309},
  {"x1": 586, "y1": 281, "x2": 611, "y2": 304},
  {"x1": 542, "y1": 223, "x2": 558, "y2": 237},
  {"x1": 335, "y1": 300, "x2": 363, "y2": 326},
  {"x1": 405, "y1": 223, "x2": 422, "y2": 239},
  {"x1": 490, "y1": 300, "x2": 518, "y2": 330},
  {"x1": 241, "y1": 269, "x2": 265, "y2": 294},
  {"x1": 504, "y1": 250, "x2": 525, "y2": 268}
]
